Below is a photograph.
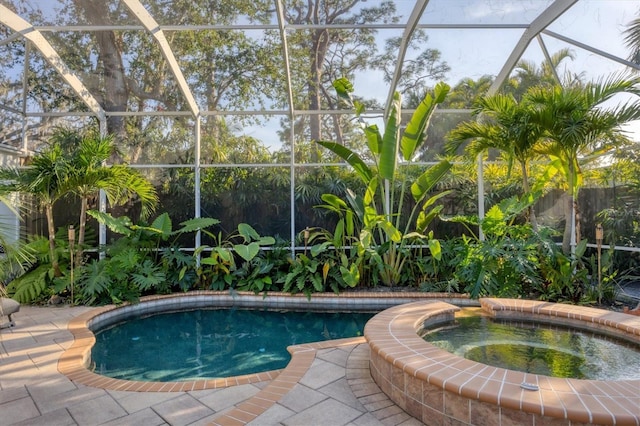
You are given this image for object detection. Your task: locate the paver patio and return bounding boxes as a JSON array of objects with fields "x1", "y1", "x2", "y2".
[{"x1": 0, "y1": 305, "x2": 418, "y2": 426}]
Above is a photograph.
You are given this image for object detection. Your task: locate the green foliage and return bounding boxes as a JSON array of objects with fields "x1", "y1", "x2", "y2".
[
  {"x1": 584, "y1": 248, "x2": 618, "y2": 305},
  {"x1": 279, "y1": 253, "x2": 325, "y2": 298},
  {"x1": 316, "y1": 79, "x2": 452, "y2": 287},
  {"x1": 4, "y1": 233, "x2": 69, "y2": 304},
  {"x1": 76, "y1": 211, "x2": 219, "y2": 303},
  {"x1": 535, "y1": 239, "x2": 590, "y2": 303},
  {"x1": 278, "y1": 226, "x2": 363, "y2": 297},
  {"x1": 161, "y1": 247, "x2": 198, "y2": 292},
  {"x1": 6, "y1": 264, "x2": 53, "y2": 304},
  {"x1": 439, "y1": 193, "x2": 596, "y2": 303},
  {"x1": 442, "y1": 197, "x2": 551, "y2": 299},
  {"x1": 234, "y1": 240, "x2": 290, "y2": 294},
  {"x1": 197, "y1": 223, "x2": 276, "y2": 292}
]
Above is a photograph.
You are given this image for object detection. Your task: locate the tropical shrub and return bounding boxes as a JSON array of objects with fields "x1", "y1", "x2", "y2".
[
  {"x1": 316, "y1": 78, "x2": 452, "y2": 287},
  {"x1": 6, "y1": 231, "x2": 73, "y2": 304},
  {"x1": 444, "y1": 197, "x2": 542, "y2": 298},
  {"x1": 195, "y1": 222, "x2": 276, "y2": 292},
  {"x1": 278, "y1": 225, "x2": 362, "y2": 297},
  {"x1": 79, "y1": 211, "x2": 217, "y2": 303}
]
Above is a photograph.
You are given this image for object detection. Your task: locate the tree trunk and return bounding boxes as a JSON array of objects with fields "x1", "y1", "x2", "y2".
[
  {"x1": 74, "y1": 0, "x2": 128, "y2": 143},
  {"x1": 76, "y1": 196, "x2": 88, "y2": 268},
  {"x1": 45, "y1": 204, "x2": 60, "y2": 276},
  {"x1": 562, "y1": 191, "x2": 573, "y2": 255},
  {"x1": 520, "y1": 160, "x2": 538, "y2": 232}
]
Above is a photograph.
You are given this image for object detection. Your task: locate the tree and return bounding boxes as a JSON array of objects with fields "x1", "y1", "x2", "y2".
[
  {"x1": 61, "y1": 132, "x2": 158, "y2": 265},
  {"x1": 447, "y1": 93, "x2": 544, "y2": 230},
  {"x1": 505, "y1": 48, "x2": 581, "y2": 99},
  {"x1": 442, "y1": 75, "x2": 495, "y2": 109},
  {"x1": 372, "y1": 31, "x2": 450, "y2": 96},
  {"x1": 2, "y1": 0, "x2": 280, "y2": 162},
  {"x1": 526, "y1": 74, "x2": 640, "y2": 254},
  {"x1": 0, "y1": 195, "x2": 34, "y2": 286},
  {"x1": 0, "y1": 128, "x2": 159, "y2": 273},
  {"x1": 282, "y1": 1, "x2": 393, "y2": 146},
  {"x1": 624, "y1": 11, "x2": 640, "y2": 65},
  {"x1": 0, "y1": 145, "x2": 68, "y2": 275}
]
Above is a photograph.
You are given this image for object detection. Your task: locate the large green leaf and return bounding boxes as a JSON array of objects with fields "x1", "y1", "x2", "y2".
[
  {"x1": 416, "y1": 204, "x2": 444, "y2": 232},
  {"x1": 379, "y1": 219, "x2": 402, "y2": 243},
  {"x1": 340, "y1": 264, "x2": 360, "y2": 287},
  {"x1": 176, "y1": 217, "x2": 220, "y2": 234},
  {"x1": 428, "y1": 239, "x2": 442, "y2": 261},
  {"x1": 234, "y1": 242, "x2": 260, "y2": 262},
  {"x1": 410, "y1": 160, "x2": 452, "y2": 201},
  {"x1": 333, "y1": 77, "x2": 354, "y2": 102},
  {"x1": 379, "y1": 91, "x2": 401, "y2": 180},
  {"x1": 320, "y1": 193, "x2": 348, "y2": 212},
  {"x1": 363, "y1": 178, "x2": 378, "y2": 210},
  {"x1": 237, "y1": 223, "x2": 260, "y2": 242},
  {"x1": 364, "y1": 124, "x2": 382, "y2": 155},
  {"x1": 401, "y1": 82, "x2": 450, "y2": 160},
  {"x1": 316, "y1": 140, "x2": 372, "y2": 183},
  {"x1": 344, "y1": 188, "x2": 364, "y2": 225},
  {"x1": 151, "y1": 213, "x2": 172, "y2": 240},
  {"x1": 7, "y1": 263, "x2": 51, "y2": 303},
  {"x1": 333, "y1": 219, "x2": 344, "y2": 247},
  {"x1": 87, "y1": 210, "x2": 133, "y2": 236},
  {"x1": 481, "y1": 205, "x2": 506, "y2": 236}
]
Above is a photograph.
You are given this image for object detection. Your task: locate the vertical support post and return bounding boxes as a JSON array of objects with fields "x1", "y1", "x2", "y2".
[
  {"x1": 98, "y1": 119, "x2": 107, "y2": 259},
  {"x1": 194, "y1": 115, "x2": 202, "y2": 265},
  {"x1": 21, "y1": 42, "x2": 30, "y2": 156},
  {"x1": 596, "y1": 223, "x2": 603, "y2": 304},
  {"x1": 68, "y1": 225, "x2": 75, "y2": 305},
  {"x1": 477, "y1": 154, "x2": 485, "y2": 241},
  {"x1": 570, "y1": 198, "x2": 576, "y2": 256},
  {"x1": 275, "y1": 0, "x2": 297, "y2": 258}
]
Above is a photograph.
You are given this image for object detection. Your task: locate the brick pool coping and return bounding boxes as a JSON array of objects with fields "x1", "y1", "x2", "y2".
[
  {"x1": 57, "y1": 291, "x2": 471, "y2": 425},
  {"x1": 365, "y1": 298, "x2": 640, "y2": 425}
]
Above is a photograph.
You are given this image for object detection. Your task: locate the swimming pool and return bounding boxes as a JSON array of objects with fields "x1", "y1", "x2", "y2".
[
  {"x1": 60, "y1": 291, "x2": 472, "y2": 393},
  {"x1": 92, "y1": 308, "x2": 374, "y2": 381}
]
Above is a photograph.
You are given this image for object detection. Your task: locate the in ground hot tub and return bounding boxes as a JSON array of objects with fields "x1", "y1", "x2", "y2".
[{"x1": 364, "y1": 298, "x2": 640, "y2": 425}]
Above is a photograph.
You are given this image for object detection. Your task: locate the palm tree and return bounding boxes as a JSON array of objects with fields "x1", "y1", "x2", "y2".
[
  {"x1": 0, "y1": 195, "x2": 34, "y2": 287},
  {"x1": 62, "y1": 133, "x2": 158, "y2": 265},
  {"x1": 506, "y1": 48, "x2": 581, "y2": 98},
  {"x1": 0, "y1": 145, "x2": 69, "y2": 275},
  {"x1": 624, "y1": 13, "x2": 640, "y2": 65},
  {"x1": 526, "y1": 74, "x2": 640, "y2": 254},
  {"x1": 443, "y1": 75, "x2": 495, "y2": 109},
  {"x1": 447, "y1": 93, "x2": 544, "y2": 230}
]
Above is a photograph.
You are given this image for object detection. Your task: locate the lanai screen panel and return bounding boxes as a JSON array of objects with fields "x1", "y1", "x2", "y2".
[{"x1": 0, "y1": 0, "x2": 639, "y2": 247}]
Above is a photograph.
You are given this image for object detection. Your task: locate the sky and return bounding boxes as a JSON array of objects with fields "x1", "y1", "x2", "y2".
[{"x1": 2, "y1": 0, "x2": 639, "y2": 147}]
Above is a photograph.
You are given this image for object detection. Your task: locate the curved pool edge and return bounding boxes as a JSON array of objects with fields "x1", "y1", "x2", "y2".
[
  {"x1": 364, "y1": 298, "x2": 640, "y2": 426},
  {"x1": 58, "y1": 290, "x2": 471, "y2": 393}
]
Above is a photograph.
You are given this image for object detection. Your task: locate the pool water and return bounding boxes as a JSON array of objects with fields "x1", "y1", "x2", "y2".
[
  {"x1": 421, "y1": 312, "x2": 640, "y2": 380},
  {"x1": 92, "y1": 308, "x2": 374, "y2": 381}
]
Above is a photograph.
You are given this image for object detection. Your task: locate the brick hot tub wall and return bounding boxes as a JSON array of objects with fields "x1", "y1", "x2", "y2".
[{"x1": 364, "y1": 299, "x2": 640, "y2": 426}]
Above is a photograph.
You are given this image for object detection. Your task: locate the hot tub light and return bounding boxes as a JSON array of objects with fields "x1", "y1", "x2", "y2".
[{"x1": 520, "y1": 382, "x2": 539, "y2": 391}]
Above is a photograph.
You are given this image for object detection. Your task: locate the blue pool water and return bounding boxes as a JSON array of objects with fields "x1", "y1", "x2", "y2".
[{"x1": 92, "y1": 309, "x2": 374, "y2": 381}]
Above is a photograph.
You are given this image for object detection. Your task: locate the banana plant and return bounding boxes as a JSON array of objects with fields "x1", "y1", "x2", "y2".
[{"x1": 316, "y1": 78, "x2": 453, "y2": 286}]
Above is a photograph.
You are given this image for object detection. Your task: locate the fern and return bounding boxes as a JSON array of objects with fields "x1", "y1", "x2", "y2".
[
  {"x1": 7, "y1": 264, "x2": 52, "y2": 303},
  {"x1": 310, "y1": 274, "x2": 323, "y2": 292}
]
